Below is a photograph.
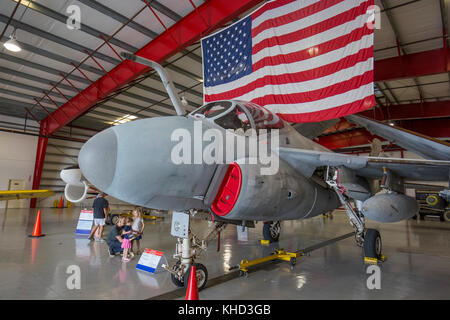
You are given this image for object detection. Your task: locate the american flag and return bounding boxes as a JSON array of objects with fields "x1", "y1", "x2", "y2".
[{"x1": 201, "y1": 0, "x2": 375, "y2": 123}]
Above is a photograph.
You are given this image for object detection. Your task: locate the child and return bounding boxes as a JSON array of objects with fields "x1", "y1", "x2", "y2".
[
  {"x1": 121, "y1": 217, "x2": 134, "y2": 262},
  {"x1": 131, "y1": 207, "x2": 145, "y2": 255}
]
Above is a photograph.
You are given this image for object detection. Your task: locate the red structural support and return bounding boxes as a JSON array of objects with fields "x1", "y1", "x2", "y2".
[
  {"x1": 374, "y1": 47, "x2": 450, "y2": 82},
  {"x1": 359, "y1": 101, "x2": 450, "y2": 121},
  {"x1": 38, "y1": 0, "x2": 264, "y2": 135},
  {"x1": 317, "y1": 118, "x2": 450, "y2": 150},
  {"x1": 316, "y1": 129, "x2": 381, "y2": 150},
  {"x1": 31, "y1": 0, "x2": 264, "y2": 206},
  {"x1": 30, "y1": 135, "x2": 48, "y2": 208}
]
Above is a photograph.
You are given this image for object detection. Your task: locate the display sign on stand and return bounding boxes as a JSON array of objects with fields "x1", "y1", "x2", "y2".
[
  {"x1": 136, "y1": 249, "x2": 167, "y2": 274},
  {"x1": 75, "y1": 210, "x2": 93, "y2": 235}
]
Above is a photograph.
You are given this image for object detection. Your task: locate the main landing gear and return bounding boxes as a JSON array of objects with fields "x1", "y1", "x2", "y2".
[
  {"x1": 325, "y1": 167, "x2": 384, "y2": 262},
  {"x1": 262, "y1": 221, "x2": 281, "y2": 242},
  {"x1": 164, "y1": 211, "x2": 227, "y2": 290}
]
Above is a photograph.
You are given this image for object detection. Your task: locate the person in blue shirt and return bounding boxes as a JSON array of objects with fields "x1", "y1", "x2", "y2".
[{"x1": 107, "y1": 216, "x2": 125, "y2": 257}]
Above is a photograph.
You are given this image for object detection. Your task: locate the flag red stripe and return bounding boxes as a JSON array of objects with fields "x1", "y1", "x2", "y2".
[
  {"x1": 251, "y1": 0, "x2": 299, "y2": 20},
  {"x1": 278, "y1": 95, "x2": 375, "y2": 123},
  {"x1": 252, "y1": 0, "x2": 344, "y2": 38},
  {"x1": 249, "y1": 70, "x2": 373, "y2": 106},
  {"x1": 253, "y1": 25, "x2": 372, "y2": 72},
  {"x1": 204, "y1": 47, "x2": 372, "y2": 101},
  {"x1": 252, "y1": 1, "x2": 370, "y2": 55}
]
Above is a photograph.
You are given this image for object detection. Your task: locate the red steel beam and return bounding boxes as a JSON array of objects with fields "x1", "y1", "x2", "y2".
[
  {"x1": 30, "y1": 135, "x2": 48, "y2": 208},
  {"x1": 317, "y1": 118, "x2": 450, "y2": 150},
  {"x1": 359, "y1": 101, "x2": 450, "y2": 121},
  {"x1": 38, "y1": 0, "x2": 264, "y2": 135},
  {"x1": 375, "y1": 47, "x2": 450, "y2": 82},
  {"x1": 316, "y1": 129, "x2": 381, "y2": 150}
]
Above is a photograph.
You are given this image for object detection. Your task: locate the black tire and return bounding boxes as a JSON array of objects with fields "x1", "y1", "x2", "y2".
[
  {"x1": 364, "y1": 229, "x2": 382, "y2": 259},
  {"x1": 184, "y1": 263, "x2": 208, "y2": 291},
  {"x1": 263, "y1": 221, "x2": 280, "y2": 242},
  {"x1": 170, "y1": 261, "x2": 184, "y2": 287},
  {"x1": 444, "y1": 211, "x2": 450, "y2": 222}
]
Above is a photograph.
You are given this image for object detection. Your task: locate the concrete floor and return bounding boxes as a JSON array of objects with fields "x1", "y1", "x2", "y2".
[{"x1": 0, "y1": 207, "x2": 449, "y2": 299}]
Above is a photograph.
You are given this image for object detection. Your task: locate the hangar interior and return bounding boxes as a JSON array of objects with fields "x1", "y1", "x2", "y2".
[{"x1": 0, "y1": 0, "x2": 449, "y2": 300}]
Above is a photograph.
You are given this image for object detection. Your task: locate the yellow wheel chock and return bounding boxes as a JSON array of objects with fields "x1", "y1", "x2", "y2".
[
  {"x1": 238, "y1": 249, "x2": 302, "y2": 276},
  {"x1": 364, "y1": 254, "x2": 387, "y2": 265}
]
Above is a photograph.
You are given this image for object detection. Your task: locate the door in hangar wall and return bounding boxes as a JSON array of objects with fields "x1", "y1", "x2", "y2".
[{"x1": 6, "y1": 179, "x2": 26, "y2": 209}]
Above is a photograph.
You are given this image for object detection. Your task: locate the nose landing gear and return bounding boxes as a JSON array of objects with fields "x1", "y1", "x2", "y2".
[{"x1": 164, "y1": 211, "x2": 226, "y2": 290}]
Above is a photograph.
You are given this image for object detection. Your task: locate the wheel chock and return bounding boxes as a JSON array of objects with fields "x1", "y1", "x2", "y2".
[
  {"x1": 364, "y1": 254, "x2": 386, "y2": 265},
  {"x1": 260, "y1": 239, "x2": 270, "y2": 245}
]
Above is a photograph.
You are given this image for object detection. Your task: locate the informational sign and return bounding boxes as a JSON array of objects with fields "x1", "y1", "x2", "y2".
[
  {"x1": 75, "y1": 209, "x2": 93, "y2": 235},
  {"x1": 136, "y1": 249, "x2": 167, "y2": 274},
  {"x1": 171, "y1": 211, "x2": 189, "y2": 238}
]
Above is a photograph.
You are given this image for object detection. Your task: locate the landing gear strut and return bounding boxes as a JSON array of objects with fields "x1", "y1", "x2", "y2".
[
  {"x1": 263, "y1": 221, "x2": 281, "y2": 242},
  {"x1": 164, "y1": 211, "x2": 226, "y2": 290},
  {"x1": 325, "y1": 167, "x2": 383, "y2": 260}
]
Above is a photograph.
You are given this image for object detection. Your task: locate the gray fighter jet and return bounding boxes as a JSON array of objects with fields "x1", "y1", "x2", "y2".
[{"x1": 61, "y1": 54, "x2": 450, "y2": 290}]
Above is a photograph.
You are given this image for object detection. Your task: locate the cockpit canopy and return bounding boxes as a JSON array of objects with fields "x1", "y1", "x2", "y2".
[{"x1": 189, "y1": 100, "x2": 284, "y2": 131}]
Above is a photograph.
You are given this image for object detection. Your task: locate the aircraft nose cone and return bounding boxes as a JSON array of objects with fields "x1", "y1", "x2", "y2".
[
  {"x1": 78, "y1": 128, "x2": 118, "y2": 191},
  {"x1": 77, "y1": 116, "x2": 218, "y2": 210}
]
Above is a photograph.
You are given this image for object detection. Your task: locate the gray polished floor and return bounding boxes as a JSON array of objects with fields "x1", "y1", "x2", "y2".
[{"x1": 0, "y1": 207, "x2": 449, "y2": 299}]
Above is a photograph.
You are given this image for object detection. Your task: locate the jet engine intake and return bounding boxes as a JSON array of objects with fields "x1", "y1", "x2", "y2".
[{"x1": 209, "y1": 159, "x2": 340, "y2": 221}]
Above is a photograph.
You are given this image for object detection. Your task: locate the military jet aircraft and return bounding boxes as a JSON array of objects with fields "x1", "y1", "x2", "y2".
[{"x1": 61, "y1": 54, "x2": 450, "y2": 290}]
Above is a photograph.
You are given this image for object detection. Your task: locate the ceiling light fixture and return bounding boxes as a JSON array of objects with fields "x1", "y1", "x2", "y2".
[{"x1": 3, "y1": 33, "x2": 21, "y2": 52}]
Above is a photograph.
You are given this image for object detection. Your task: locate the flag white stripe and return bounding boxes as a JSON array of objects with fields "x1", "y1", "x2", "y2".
[
  {"x1": 252, "y1": 0, "x2": 367, "y2": 47},
  {"x1": 252, "y1": 0, "x2": 321, "y2": 29},
  {"x1": 265, "y1": 83, "x2": 374, "y2": 113},
  {"x1": 204, "y1": 34, "x2": 372, "y2": 94},
  {"x1": 206, "y1": 58, "x2": 373, "y2": 102},
  {"x1": 252, "y1": 13, "x2": 368, "y2": 64}
]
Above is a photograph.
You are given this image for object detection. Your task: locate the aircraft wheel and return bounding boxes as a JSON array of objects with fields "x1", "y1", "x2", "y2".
[
  {"x1": 364, "y1": 229, "x2": 382, "y2": 259},
  {"x1": 263, "y1": 221, "x2": 280, "y2": 242},
  {"x1": 184, "y1": 263, "x2": 208, "y2": 291},
  {"x1": 239, "y1": 270, "x2": 248, "y2": 278},
  {"x1": 444, "y1": 211, "x2": 450, "y2": 222},
  {"x1": 170, "y1": 261, "x2": 184, "y2": 287}
]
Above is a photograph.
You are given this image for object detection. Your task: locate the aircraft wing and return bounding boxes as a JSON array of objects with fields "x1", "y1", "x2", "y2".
[
  {"x1": 0, "y1": 190, "x2": 55, "y2": 201},
  {"x1": 277, "y1": 147, "x2": 450, "y2": 181},
  {"x1": 291, "y1": 119, "x2": 339, "y2": 139},
  {"x1": 346, "y1": 115, "x2": 450, "y2": 161}
]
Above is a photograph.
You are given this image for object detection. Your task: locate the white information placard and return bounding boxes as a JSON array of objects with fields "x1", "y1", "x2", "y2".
[
  {"x1": 76, "y1": 210, "x2": 93, "y2": 235},
  {"x1": 136, "y1": 249, "x2": 167, "y2": 274}
]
